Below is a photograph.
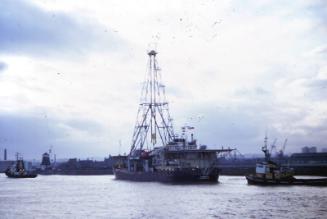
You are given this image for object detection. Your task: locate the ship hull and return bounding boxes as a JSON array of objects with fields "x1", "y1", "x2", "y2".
[
  {"x1": 114, "y1": 168, "x2": 219, "y2": 183},
  {"x1": 246, "y1": 175, "x2": 327, "y2": 186},
  {"x1": 40, "y1": 169, "x2": 114, "y2": 175},
  {"x1": 5, "y1": 170, "x2": 37, "y2": 178}
]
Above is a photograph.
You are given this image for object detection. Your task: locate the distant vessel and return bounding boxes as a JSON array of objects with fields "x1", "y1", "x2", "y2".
[
  {"x1": 55, "y1": 158, "x2": 114, "y2": 175},
  {"x1": 5, "y1": 154, "x2": 37, "y2": 178},
  {"x1": 37, "y1": 155, "x2": 121, "y2": 175},
  {"x1": 246, "y1": 136, "x2": 327, "y2": 186},
  {"x1": 114, "y1": 50, "x2": 233, "y2": 182}
]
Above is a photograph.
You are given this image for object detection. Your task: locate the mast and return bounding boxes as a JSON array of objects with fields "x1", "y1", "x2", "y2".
[
  {"x1": 262, "y1": 134, "x2": 271, "y2": 161},
  {"x1": 129, "y1": 50, "x2": 175, "y2": 155}
]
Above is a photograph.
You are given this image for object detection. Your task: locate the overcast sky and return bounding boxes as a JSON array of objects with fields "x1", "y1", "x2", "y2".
[{"x1": 0, "y1": 0, "x2": 327, "y2": 159}]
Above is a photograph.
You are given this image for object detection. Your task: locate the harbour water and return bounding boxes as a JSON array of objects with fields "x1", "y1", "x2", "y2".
[{"x1": 0, "y1": 174, "x2": 326, "y2": 219}]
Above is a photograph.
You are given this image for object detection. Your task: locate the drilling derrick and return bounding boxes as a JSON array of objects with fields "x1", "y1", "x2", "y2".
[{"x1": 129, "y1": 50, "x2": 175, "y2": 155}]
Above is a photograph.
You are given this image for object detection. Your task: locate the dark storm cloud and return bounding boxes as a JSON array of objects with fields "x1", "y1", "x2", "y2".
[
  {"x1": 0, "y1": 112, "x2": 106, "y2": 159},
  {"x1": 0, "y1": 0, "x2": 123, "y2": 57}
]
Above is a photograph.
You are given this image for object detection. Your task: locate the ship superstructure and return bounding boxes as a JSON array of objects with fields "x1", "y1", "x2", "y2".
[{"x1": 114, "y1": 50, "x2": 233, "y2": 182}]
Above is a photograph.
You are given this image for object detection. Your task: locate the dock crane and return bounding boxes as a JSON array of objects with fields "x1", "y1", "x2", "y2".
[
  {"x1": 270, "y1": 138, "x2": 278, "y2": 157},
  {"x1": 278, "y1": 138, "x2": 288, "y2": 158}
]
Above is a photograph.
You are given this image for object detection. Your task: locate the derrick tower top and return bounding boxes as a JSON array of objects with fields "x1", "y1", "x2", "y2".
[{"x1": 129, "y1": 50, "x2": 175, "y2": 155}]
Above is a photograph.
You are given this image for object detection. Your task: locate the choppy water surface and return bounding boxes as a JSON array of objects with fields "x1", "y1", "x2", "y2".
[{"x1": 0, "y1": 174, "x2": 326, "y2": 219}]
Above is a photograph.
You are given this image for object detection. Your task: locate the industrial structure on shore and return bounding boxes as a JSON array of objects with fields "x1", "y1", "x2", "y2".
[
  {"x1": 0, "y1": 148, "x2": 14, "y2": 173},
  {"x1": 1, "y1": 144, "x2": 327, "y2": 176},
  {"x1": 219, "y1": 144, "x2": 327, "y2": 176}
]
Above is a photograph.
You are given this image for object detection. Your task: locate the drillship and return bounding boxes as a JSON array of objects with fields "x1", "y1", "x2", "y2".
[{"x1": 113, "y1": 50, "x2": 233, "y2": 182}]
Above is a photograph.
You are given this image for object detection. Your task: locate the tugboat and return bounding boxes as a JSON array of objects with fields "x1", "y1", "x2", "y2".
[
  {"x1": 5, "y1": 154, "x2": 37, "y2": 178},
  {"x1": 114, "y1": 50, "x2": 233, "y2": 183},
  {"x1": 246, "y1": 136, "x2": 327, "y2": 186}
]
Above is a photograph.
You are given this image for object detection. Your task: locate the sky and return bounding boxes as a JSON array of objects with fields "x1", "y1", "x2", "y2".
[{"x1": 0, "y1": 0, "x2": 327, "y2": 159}]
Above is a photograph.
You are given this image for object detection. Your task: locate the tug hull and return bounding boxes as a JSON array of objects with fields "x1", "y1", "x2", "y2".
[
  {"x1": 246, "y1": 175, "x2": 327, "y2": 186},
  {"x1": 5, "y1": 170, "x2": 37, "y2": 178}
]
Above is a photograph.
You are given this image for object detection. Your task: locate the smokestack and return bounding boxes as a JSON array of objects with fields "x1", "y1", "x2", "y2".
[{"x1": 4, "y1": 148, "x2": 7, "y2": 161}]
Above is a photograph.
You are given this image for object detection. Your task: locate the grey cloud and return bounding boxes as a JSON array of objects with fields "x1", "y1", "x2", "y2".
[
  {"x1": 0, "y1": 62, "x2": 7, "y2": 72},
  {"x1": 308, "y1": 79, "x2": 327, "y2": 89},
  {"x1": 0, "y1": 112, "x2": 107, "y2": 159},
  {"x1": 234, "y1": 87, "x2": 271, "y2": 100},
  {"x1": 65, "y1": 119, "x2": 105, "y2": 134},
  {"x1": 307, "y1": 1, "x2": 327, "y2": 23},
  {"x1": 173, "y1": 99, "x2": 327, "y2": 154},
  {"x1": 314, "y1": 45, "x2": 327, "y2": 55},
  {"x1": 304, "y1": 78, "x2": 327, "y2": 100},
  {"x1": 0, "y1": 0, "x2": 124, "y2": 58},
  {"x1": 288, "y1": 120, "x2": 327, "y2": 151},
  {"x1": 307, "y1": 79, "x2": 327, "y2": 88},
  {"x1": 173, "y1": 104, "x2": 268, "y2": 153},
  {"x1": 167, "y1": 86, "x2": 189, "y2": 99}
]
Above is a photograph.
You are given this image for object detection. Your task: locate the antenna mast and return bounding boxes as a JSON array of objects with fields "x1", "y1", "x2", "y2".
[
  {"x1": 129, "y1": 50, "x2": 175, "y2": 155},
  {"x1": 262, "y1": 134, "x2": 271, "y2": 161}
]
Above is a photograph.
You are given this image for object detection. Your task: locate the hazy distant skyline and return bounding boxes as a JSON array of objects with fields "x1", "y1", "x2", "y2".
[{"x1": 1, "y1": 0, "x2": 327, "y2": 159}]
